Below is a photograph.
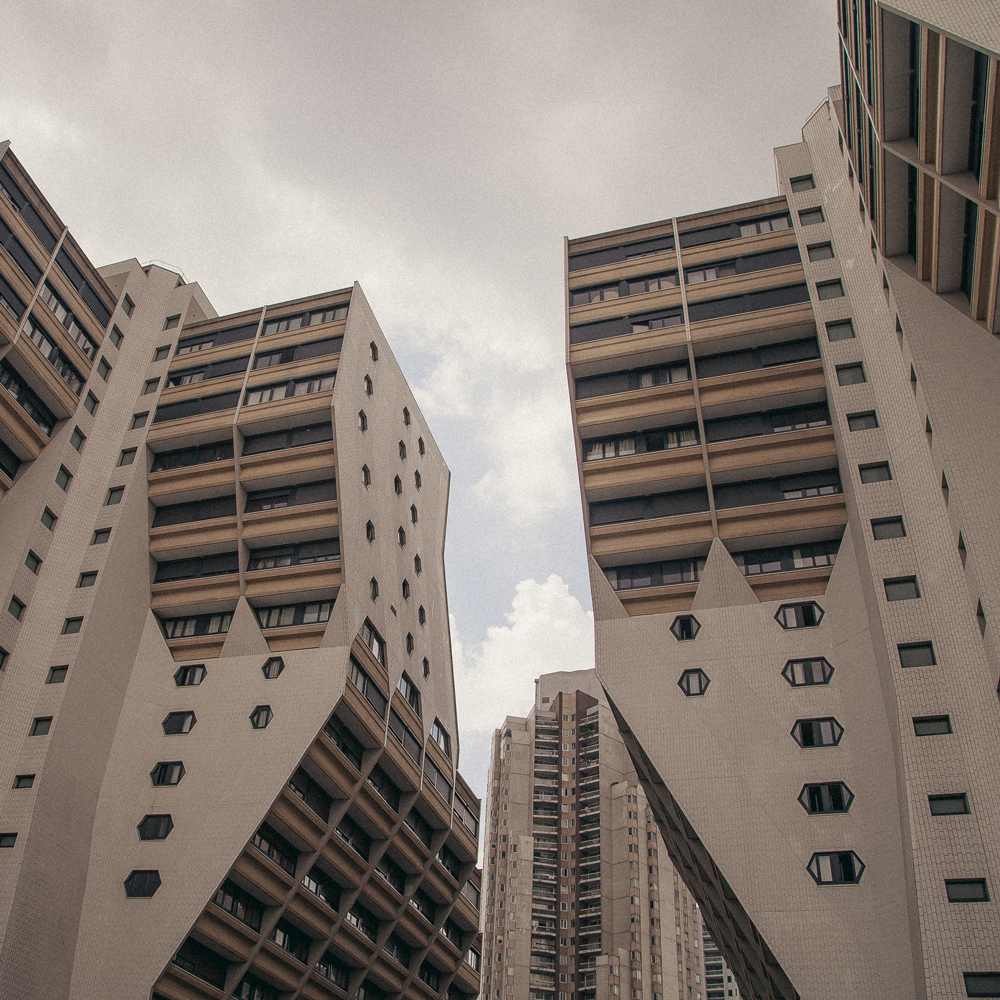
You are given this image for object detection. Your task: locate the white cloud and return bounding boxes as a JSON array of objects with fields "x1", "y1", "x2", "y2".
[{"x1": 453, "y1": 574, "x2": 594, "y2": 738}]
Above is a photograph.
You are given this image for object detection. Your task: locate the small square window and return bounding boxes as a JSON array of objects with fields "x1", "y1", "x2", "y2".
[
  {"x1": 164, "y1": 314, "x2": 181, "y2": 330},
  {"x1": 105, "y1": 486, "x2": 125, "y2": 505},
  {"x1": 929, "y1": 793, "x2": 969, "y2": 815},
  {"x1": 859, "y1": 462, "x2": 891, "y2": 483},
  {"x1": 807, "y1": 242, "x2": 834, "y2": 261},
  {"x1": 109, "y1": 325, "x2": 123, "y2": 348},
  {"x1": 790, "y1": 175, "x2": 815, "y2": 192},
  {"x1": 143, "y1": 378, "x2": 159, "y2": 394},
  {"x1": 122, "y1": 294, "x2": 135, "y2": 317},
  {"x1": 84, "y1": 392, "x2": 99, "y2": 414},
  {"x1": 97, "y1": 358, "x2": 111, "y2": 381},
  {"x1": 913, "y1": 715, "x2": 951, "y2": 736},
  {"x1": 31, "y1": 717, "x2": 52, "y2": 736},
  {"x1": 153, "y1": 346, "x2": 170, "y2": 362},
  {"x1": 836, "y1": 363, "x2": 865, "y2": 385},
  {"x1": 24, "y1": 550, "x2": 41, "y2": 574},
  {"x1": 0, "y1": 834, "x2": 16, "y2": 848},
  {"x1": 8, "y1": 596, "x2": 25, "y2": 621},
  {"x1": 872, "y1": 517, "x2": 905, "y2": 539},
  {"x1": 826, "y1": 319, "x2": 855, "y2": 341},
  {"x1": 91, "y1": 527, "x2": 111, "y2": 544},
  {"x1": 816, "y1": 280, "x2": 844, "y2": 300},
  {"x1": 799, "y1": 207, "x2": 824, "y2": 225},
  {"x1": 41, "y1": 508, "x2": 57, "y2": 530},
  {"x1": 885, "y1": 576, "x2": 920, "y2": 601},
  {"x1": 130, "y1": 412, "x2": 148, "y2": 430},
  {"x1": 70, "y1": 427, "x2": 85, "y2": 451},
  {"x1": 62, "y1": 617, "x2": 83, "y2": 634},
  {"x1": 47, "y1": 665, "x2": 68, "y2": 684},
  {"x1": 77, "y1": 571, "x2": 98, "y2": 588},
  {"x1": 13, "y1": 775, "x2": 34, "y2": 789},
  {"x1": 898, "y1": 642, "x2": 935, "y2": 667},
  {"x1": 55, "y1": 466, "x2": 72, "y2": 491},
  {"x1": 847, "y1": 411, "x2": 878, "y2": 431},
  {"x1": 118, "y1": 448, "x2": 137, "y2": 467}
]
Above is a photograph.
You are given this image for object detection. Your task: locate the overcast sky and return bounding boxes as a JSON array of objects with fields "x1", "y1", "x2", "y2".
[{"x1": 2, "y1": 1, "x2": 840, "y2": 800}]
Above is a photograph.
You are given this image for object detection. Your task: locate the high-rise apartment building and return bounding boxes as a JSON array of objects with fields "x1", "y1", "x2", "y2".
[
  {"x1": 480, "y1": 670, "x2": 708, "y2": 1000},
  {"x1": 565, "y1": 5, "x2": 1000, "y2": 1000},
  {"x1": 0, "y1": 142, "x2": 482, "y2": 1000}
]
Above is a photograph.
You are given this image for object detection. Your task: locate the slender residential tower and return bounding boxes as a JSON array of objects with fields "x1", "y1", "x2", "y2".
[
  {"x1": 0, "y1": 143, "x2": 482, "y2": 1000},
  {"x1": 565, "y1": 5, "x2": 1000, "y2": 999},
  {"x1": 480, "y1": 670, "x2": 709, "y2": 1000}
]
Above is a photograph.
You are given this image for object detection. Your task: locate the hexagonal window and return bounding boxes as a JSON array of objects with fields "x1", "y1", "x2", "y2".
[
  {"x1": 807, "y1": 851, "x2": 864, "y2": 885},
  {"x1": 775, "y1": 602, "x2": 824, "y2": 629},
  {"x1": 798, "y1": 782, "x2": 854, "y2": 814},
  {"x1": 362, "y1": 463, "x2": 371, "y2": 487},
  {"x1": 366, "y1": 520, "x2": 375, "y2": 543},
  {"x1": 370, "y1": 577, "x2": 379, "y2": 602},
  {"x1": 678, "y1": 669, "x2": 710, "y2": 696},
  {"x1": 250, "y1": 705, "x2": 273, "y2": 730},
  {"x1": 262, "y1": 656, "x2": 284, "y2": 679},
  {"x1": 123, "y1": 869, "x2": 162, "y2": 898},
  {"x1": 162, "y1": 711, "x2": 196, "y2": 735},
  {"x1": 150, "y1": 761, "x2": 184, "y2": 786},
  {"x1": 406, "y1": 632, "x2": 414, "y2": 654},
  {"x1": 398, "y1": 527, "x2": 406, "y2": 547},
  {"x1": 137, "y1": 814, "x2": 174, "y2": 840},
  {"x1": 791, "y1": 717, "x2": 844, "y2": 748},
  {"x1": 670, "y1": 615, "x2": 700, "y2": 641},
  {"x1": 173, "y1": 664, "x2": 206, "y2": 686},
  {"x1": 394, "y1": 475, "x2": 402, "y2": 496},
  {"x1": 782, "y1": 658, "x2": 833, "y2": 686}
]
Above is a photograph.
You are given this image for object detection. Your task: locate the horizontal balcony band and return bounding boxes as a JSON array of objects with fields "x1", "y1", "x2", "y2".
[
  {"x1": 706, "y1": 425, "x2": 837, "y2": 475},
  {"x1": 150, "y1": 574, "x2": 241, "y2": 614},
  {"x1": 165, "y1": 634, "x2": 227, "y2": 662},
  {"x1": 617, "y1": 580, "x2": 699, "y2": 616},
  {"x1": 239, "y1": 440, "x2": 336, "y2": 487},
  {"x1": 715, "y1": 494, "x2": 847, "y2": 543},
  {"x1": 689, "y1": 300, "x2": 815, "y2": 348},
  {"x1": 148, "y1": 462, "x2": 236, "y2": 501},
  {"x1": 589, "y1": 510, "x2": 714, "y2": 558},
  {"x1": 245, "y1": 562, "x2": 342, "y2": 602},
  {"x1": 743, "y1": 564, "x2": 834, "y2": 601},
  {"x1": 241, "y1": 501, "x2": 339, "y2": 542},
  {"x1": 696, "y1": 357, "x2": 825, "y2": 410},
  {"x1": 582, "y1": 444, "x2": 703, "y2": 494}
]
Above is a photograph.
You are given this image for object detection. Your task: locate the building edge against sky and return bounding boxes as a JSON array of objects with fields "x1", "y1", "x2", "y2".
[
  {"x1": 566, "y1": 3, "x2": 1000, "y2": 1000},
  {"x1": 0, "y1": 141, "x2": 482, "y2": 1000}
]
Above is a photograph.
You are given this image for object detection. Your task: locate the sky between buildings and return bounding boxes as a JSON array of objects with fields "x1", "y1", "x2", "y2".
[{"x1": 1, "y1": 0, "x2": 841, "y2": 799}]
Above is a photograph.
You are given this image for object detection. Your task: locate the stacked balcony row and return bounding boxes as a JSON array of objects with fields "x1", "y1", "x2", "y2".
[
  {"x1": 152, "y1": 636, "x2": 480, "y2": 1000},
  {"x1": 569, "y1": 200, "x2": 846, "y2": 614}
]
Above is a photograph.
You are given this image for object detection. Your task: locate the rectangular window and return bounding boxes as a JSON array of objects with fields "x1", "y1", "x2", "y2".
[
  {"x1": 836, "y1": 363, "x2": 865, "y2": 385},
  {"x1": 164, "y1": 314, "x2": 181, "y2": 330},
  {"x1": 871, "y1": 516, "x2": 905, "y2": 539},
  {"x1": 153, "y1": 346, "x2": 170, "y2": 362},
  {"x1": 62, "y1": 617, "x2": 83, "y2": 634},
  {"x1": 105, "y1": 486, "x2": 125, "y2": 505},
  {"x1": 24, "y1": 551, "x2": 40, "y2": 574},
  {"x1": 91, "y1": 528, "x2": 111, "y2": 544},
  {"x1": 41, "y1": 508, "x2": 57, "y2": 530},
  {"x1": 929, "y1": 793, "x2": 969, "y2": 815},
  {"x1": 913, "y1": 715, "x2": 951, "y2": 736},
  {"x1": 77, "y1": 571, "x2": 98, "y2": 588},
  {"x1": 118, "y1": 448, "x2": 137, "y2": 467},
  {"x1": 807, "y1": 242, "x2": 834, "y2": 261},
  {"x1": 13, "y1": 775, "x2": 34, "y2": 788},
  {"x1": 826, "y1": 319, "x2": 855, "y2": 341},
  {"x1": 56, "y1": 466, "x2": 72, "y2": 491},
  {"x1": 847, "y1": 411, "x2": 878, "y2": 431},
  {"x1": 816, "y1": 279, "x2": 845, "y2": 299},
  {"x1": 122, "y1": 294, "x2": 134, "y2": 316},
  {"x1": 47, "y1": 665, "x2": 68, "y2": 683},
  {"x1": 131, "y1": 412, "x2": 148, "y2": 430},
  {"x1": 31, "y1": 717, "x2": 52, "y2": 736},
  {"x1": 109, "y1": 325, "x2": 123, "y2": 348},
  {"x1": 859, "y1": 462, "x2": 891, "y2": 483},
  {"x1": 8, "y1": 596, "x2": 25, "y2": 620},
  {"x1": 84, "y1": 392, "x2": 99, "y2": 414},
  {"x1": 799, "y1": 207, "x2": 825, "y2": 225},
  {"x1": 885, "y1": 576, "x2": 920, "y2": 601},
  {"x1": 898, "y1": 642, "x2": 935, "y2": 667},
  {"x1": 790, "y1": 175, "x2": 816, "y2": 192},
  {"x1": 97, "y1": 358, "x2": 111, "y2": 381},
  {"x1": 0, "y1": 834, "x2": 16, "y2": 848},
  {"x1": 143, "y1": 378, "x2": 159, "y2": 394},
  {"x1": 966, "y1": 973, "x2": 1000, "y2": 997},
  {"x1": 946, "y1": 879, "x2": 989, "y2": 902},
  {"x1": 70, "y1": 427, "x2": 85, "y2": 451}
]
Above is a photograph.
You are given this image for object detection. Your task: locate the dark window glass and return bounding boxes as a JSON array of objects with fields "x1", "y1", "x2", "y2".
[
  {"x1": 946, "y1": 879, "x2": 989, "y2": 902},
  {"x1": 929, "y1": 793, "x2": 969, "y2": 815},
  {"x1": 47, "y1": 665, "x2": 68, "y2": 683},
  {"x1": 151, "y1": 495, "x2": 237, "y2": 527},
  {"x1": 872, "y1": 517, "x2": 905, "y2": 539},
  {"x1": 792, "y1": 717, "x2": 844, "y2": 747},
  {"x1": 123, "y1": 869, "x2": 161, "y2": 898},
  {"x1": 799, "y1": 782, "x2": 853, "y2": 813},
  {"x1": 171, "y1": 937, "x2": 227, "y2": 988},
  {"x1": 255, "y1": 601, "x2": 333, "y2": 629},
  {"x1": 826, "y1": 319, "x2": 855, "y2": 341},
  {"x1": 323, "y1": 713, "x2": 364, "y2": 769},
  {"x1": 807, "y1": 241, "x2": 834, "y2": 260},
  {"x1": 152, "y1": 390, "x2": 240, "y2": 424},
  {"x1": 847, "y1": 411, "x2": 878, "y2": 431},
  {"x1": 589, "y1": 486, "x2": 710, "y2": 526},
  {"x1": 174, "y1": 664, "x2": 206, "y2": 686},
  {"x1": 138, "y1": 814, "x2": 174, "y2": 840},
  {"x1": 687, "y1": 283, "x2": 809, "y2": 324},
  {"x1": 288, "y1": 767, "x2": 332, "y2": 821},
  {"x1": 162, "y1": 711, "x2": 196, "y2": 735},
  {"x1": 885, "y1": 576, "x2": 920, "y2": 601},
  {"x1": 389, "y1": 708, "x2": 422, "y2": 764},
  {"x1": 836, "y1": 363, "x2": 865, "y2": 385},
  {"x1": 150, "y1": 439, "x2": 233, "y2": 472},
  {"x1": 242, "y1": 421, "x2": 332, "y2": 455},
  {"x1": 367, "y1": 764, "x2": 401, "y2": 812},
  {"x1": 406, "y1": 808, "x2": 435, "y2": 849},
  {"x1": 302, "y1": 867, "x2": 342, "y2": 912},
  {"x1": 1, "y1": 362, "x2": 56, "y2": 435},
  {"x1": 913, "y1": 715, "x2": 951, "y2": 736},
  {"x1": 154, "y1": 551, "x2": 239, "y2": 583},
  {"x1": 782, "y1": 658, "x2": 834, "y2": 686},
  {"x1": 245, "y1": 479, "x2": 336, "y2": 513},
  {"x1": 251, "y1": 823, "x2": 298, "y2": 874},
  {"x1": 336, "y1": 812, "x2": 372, "y2": 860}
]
